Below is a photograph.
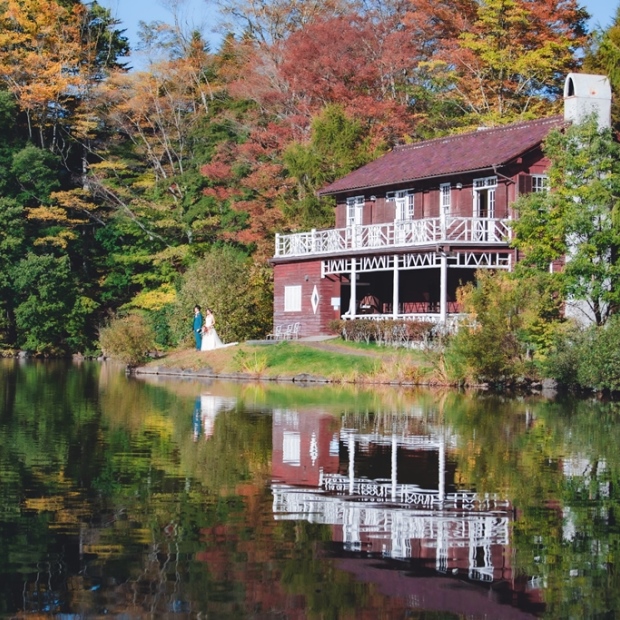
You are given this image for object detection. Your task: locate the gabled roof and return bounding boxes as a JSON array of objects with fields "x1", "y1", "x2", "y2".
[{"x1": 319, "y1": 115, "x2": 565, "y2": 196}]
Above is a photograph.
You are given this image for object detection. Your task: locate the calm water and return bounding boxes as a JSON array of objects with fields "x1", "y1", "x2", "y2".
[{"x1": 1, "y1": 360, "x2": 619, "y2": 619}]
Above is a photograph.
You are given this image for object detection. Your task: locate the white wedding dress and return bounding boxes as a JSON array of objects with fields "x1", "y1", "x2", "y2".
[
  {"x1": 201, "y1": 326, "x2": 224, "y2": 351},
  {"x1": 200, "y1": 314, "x2": 237, "y2": 351}
]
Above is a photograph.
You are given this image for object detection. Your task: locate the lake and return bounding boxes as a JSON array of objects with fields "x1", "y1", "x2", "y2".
[{"x1": 0, "y1": 359, "x2": 618, "y2": 618}]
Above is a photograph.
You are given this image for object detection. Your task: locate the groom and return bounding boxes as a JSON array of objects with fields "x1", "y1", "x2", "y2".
[{"x1": 193, "y1": 305, "x2": 203, "y2": 350}]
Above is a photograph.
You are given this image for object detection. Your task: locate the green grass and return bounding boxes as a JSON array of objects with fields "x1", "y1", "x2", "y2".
[{"x1": 234, "y1": 341, "x2": 379, "y2": 379}]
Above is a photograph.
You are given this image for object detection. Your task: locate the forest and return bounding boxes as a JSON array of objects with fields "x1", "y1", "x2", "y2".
[{"x1": 0, "y1": 0, "x2": 618, "y2": 356}]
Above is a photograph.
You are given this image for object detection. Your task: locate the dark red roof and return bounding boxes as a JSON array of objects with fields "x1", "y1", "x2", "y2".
[{"x1": 319, "y1": 115, "x2": 564, "y2": 195}]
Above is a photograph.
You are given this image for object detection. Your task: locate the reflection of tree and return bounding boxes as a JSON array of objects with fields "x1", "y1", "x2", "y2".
[
  {"x1": 443, "y1": 392, "x2": 620, "y2": 617},
  {"x1": 7, "y1": 360, "x2": 620, "y2": 617}
]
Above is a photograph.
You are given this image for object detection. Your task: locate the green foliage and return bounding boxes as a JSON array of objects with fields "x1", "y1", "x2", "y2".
[
  {"x1": 546, "y1": 316, "x2": 620, "y2": 392},
  {"x1": 282, "y1": 105, "x2": 383, "y2": 229},
  {"x1": 11, "y1": 253, "x2": 88, "y2": 353},
  {"x1": 583, "y1": 6, "x2": 620, "y2": 131},
  {"x1": 170, "y1": 246, "x2": 273, "y2": 345},
  {"x1": 512, "y1": 116, "x2": 620, "y2": 326},
  {"x1": 98, "y1": 313, "x2": 157, "y2": 366},
  {"x1": 11, "y1": 145, "x2": 60, "y2": 206},
  {"x1": 446, "y1": 271, "x2": 555, "y2": 384}
]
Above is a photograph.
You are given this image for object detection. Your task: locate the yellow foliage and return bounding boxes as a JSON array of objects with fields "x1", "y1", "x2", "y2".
[
  {"x1": 32, "y1": 229, "x2": 78, "y2": 248},
  {"x1": 126, "y1": 284, "x2": 177, "y2": 311}
]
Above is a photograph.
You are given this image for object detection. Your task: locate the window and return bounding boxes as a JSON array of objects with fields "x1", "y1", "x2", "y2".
[
  {"x1": 473, "y1": 176, "x2": 497, "y2": 218},
  {"x1": 532, "y1": 174, "x2": 549, "y2": 192},
  {"x1": 284, "y1": 285, "x2": 302, "y2": 312},
  {"x1": 394, "y1": 189, "x2": 414, "y2": 220},
  {"x1": 440, "y1": 183, "x2": 451, "y2": 216},
  {"x1": 346, "y1": 196, "x2": 364, "y2": 226}
]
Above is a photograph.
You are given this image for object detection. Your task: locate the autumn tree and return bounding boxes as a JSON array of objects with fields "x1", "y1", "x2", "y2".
[{"x1": 402, "y1": 0, "x2": 588, "y2": 128}]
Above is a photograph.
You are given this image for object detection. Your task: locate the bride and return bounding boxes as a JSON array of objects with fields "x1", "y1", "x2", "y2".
[{"x1": 200, "y1": 308, "x2": 224, "y2": 351}]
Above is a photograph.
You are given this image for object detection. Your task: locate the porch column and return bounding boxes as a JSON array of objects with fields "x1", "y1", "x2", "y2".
[
  {"x1": 391, "y1": 432, "x2": 398, "y2": 502},
  {"x1": 348, "y1": 259, "x2": 357, "y2": 316},
  {"x1": 438, "y1": 435, "x2": 445, "y2": 505},
  {"x1": 392, "y1": 255, "x2": 399, "y2": 319},
  {"x1": 440, "y1": 252, "x2": 448, "y2": 322},
  {"x1": 348, "y1": 433, "x2": 355, "y2": 494}
]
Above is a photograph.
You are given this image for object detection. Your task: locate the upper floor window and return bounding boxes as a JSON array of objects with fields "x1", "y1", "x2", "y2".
[
  {"x1": 346, "y1": 196, "x2": 364, "y2": 226},
  {"x1": 391, "y1": 189, "x2": 414, "y2": 221},
  {"x1": 473, "y1": 176, "x2": 497, "y2": 218},
  {"x1": 440, "y1": 183, "x2": 451, "y2": 216},
  {"x1": 532, "y1": 175, "x2": 549, "y2": 192}
]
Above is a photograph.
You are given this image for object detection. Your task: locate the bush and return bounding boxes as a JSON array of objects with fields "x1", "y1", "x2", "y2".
[
  {"x1": 444, "y1": 271, "x2": 548, "y2": 385},
  {"x1": 170, "y1": 247, "x2": 273, "y2": 346},
  {"x1": 546, "y1": 316, "x2": 620, "y2": 392},
  {"x1": 98, "y1": 313, "x2": 156, "y2": 366},
  {"x1": 330, "y1": 318, "x2": 434, "y2": 347}
]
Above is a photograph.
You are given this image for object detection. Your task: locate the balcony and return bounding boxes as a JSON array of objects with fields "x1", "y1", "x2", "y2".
[{"x1": 274, "y1": 217, "x2": 512, "y2": 258}]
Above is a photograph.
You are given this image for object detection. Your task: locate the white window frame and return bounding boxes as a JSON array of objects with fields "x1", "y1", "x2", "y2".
[
  {"x1": 394, "y1": 189, "x2": 414, "y2": 221},
  {"x1": 440, "y1": 183, "x2": 451, "y2": 219},
  {"x1": 532, "y1": 174, "x2": 549, "y2": 192},
  {"x1": 473, "y1": 176, "x2": 497, "y2": 218},
  {"x1": 284, "y1": 285, "x2": 302, "y2": 312},
  {"x1": 346, "y1": 196, "x2": 364, "y2": 226}
]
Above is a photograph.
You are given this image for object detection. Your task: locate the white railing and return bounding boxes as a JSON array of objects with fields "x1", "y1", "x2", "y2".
[{"x1": 275, "y1": 217, "x2": 511, "y2": 257}]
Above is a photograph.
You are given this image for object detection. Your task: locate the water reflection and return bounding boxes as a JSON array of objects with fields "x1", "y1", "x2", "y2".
[
  {"x1": 2, "y1": 361, "x2": 620, "y2": 618},
  {"x1": 271, "y1": 407, "x2": 538, "y2": 618},
  {"x1": 193, "y1": 394, "x2": 238, "y2": 440}
]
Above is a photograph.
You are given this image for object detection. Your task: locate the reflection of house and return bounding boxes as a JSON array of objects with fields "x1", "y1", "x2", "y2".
[
  {"x1": 270, "y1": 73, "x2": 612, "y2": 336},
  {"x1": 271, "y1": 409, "x2": 542, "y2": 614}
]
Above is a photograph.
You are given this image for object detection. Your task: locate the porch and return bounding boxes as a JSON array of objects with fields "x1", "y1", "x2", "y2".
[{"x1": 274, "y1": 217, "x2": 512, "y2": 258}]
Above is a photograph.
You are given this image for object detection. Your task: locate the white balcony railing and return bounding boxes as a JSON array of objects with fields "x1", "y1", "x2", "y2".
[{"x1": 274, "y1": 217, "x2": 511, "y2": 258}]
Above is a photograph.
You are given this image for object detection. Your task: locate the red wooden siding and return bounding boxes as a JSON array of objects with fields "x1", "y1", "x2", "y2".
[{"x1": 273, "y1": 261, "x2": 341, "y2": 337}]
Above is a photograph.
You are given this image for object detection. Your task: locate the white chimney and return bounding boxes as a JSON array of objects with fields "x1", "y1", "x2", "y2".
[{"x1": 564, "y1": 73, "x2": 612, "y2": 130}]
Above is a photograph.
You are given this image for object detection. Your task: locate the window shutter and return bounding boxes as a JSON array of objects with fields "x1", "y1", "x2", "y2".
[{"x1": 518, "y1": 174, "x2": 532, "y2": 196}]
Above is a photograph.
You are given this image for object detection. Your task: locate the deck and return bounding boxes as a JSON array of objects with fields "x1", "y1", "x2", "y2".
[{"x1": 275, "y1": 217, "x2": 512, "y2": 258}]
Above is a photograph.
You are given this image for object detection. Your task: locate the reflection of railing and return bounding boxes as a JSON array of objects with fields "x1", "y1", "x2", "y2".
[
  {"x1": 274, "y1": 217, "x2": 512, "y2": 258},
  {"x1": 320, "y1": 473, "x2": 510, "y2": 511},
  {"x1": 271, "y1": 483, "x2": 510, "y2": 573}
]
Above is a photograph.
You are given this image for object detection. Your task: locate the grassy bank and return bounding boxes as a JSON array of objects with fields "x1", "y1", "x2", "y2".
[{"x1": 144, "y1": 339, "x2": 435, "y2": 384}]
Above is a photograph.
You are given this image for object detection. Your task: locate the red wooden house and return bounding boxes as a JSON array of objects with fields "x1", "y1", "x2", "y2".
[{"x1": 270, "y1": 74, "x2": 612, "y2": 337}]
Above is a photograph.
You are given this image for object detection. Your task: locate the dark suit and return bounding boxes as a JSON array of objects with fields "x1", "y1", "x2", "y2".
[{"x1": 193, "y1": 311, "x2": 203, "y2": 350}]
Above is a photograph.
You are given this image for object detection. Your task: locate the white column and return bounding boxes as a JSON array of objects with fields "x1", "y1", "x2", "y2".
[
  {"x1": 392, "y1": 256, "x2": 399, "y2": 318},
  {"x1": 438, "y1": 435, "x2": 445, "y2": 505},
  {"x1": 348, "y1": 433, "x2": 355, "y2": 495},
  {"x1": 349, "y1": 259, "x2": 357, "y2": 316},
  {"x1": 391, "y1": 433, "x2": 398, "y2": 502},
  {"x1": 440, "y1": 252, "x2": 448, "y2": 322}
]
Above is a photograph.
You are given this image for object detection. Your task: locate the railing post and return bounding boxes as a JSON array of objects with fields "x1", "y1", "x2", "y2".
[
  {"x1": 275, "y1": 232, "x2": 280, "y2": 257},
  {"x1": 311, "y1": 228, "x2": 316, "y2": 253}
]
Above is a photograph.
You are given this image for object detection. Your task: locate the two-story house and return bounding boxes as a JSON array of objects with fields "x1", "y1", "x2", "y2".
[{"x1": 270, "y1": 73, "x2": 612, "y2": 337}]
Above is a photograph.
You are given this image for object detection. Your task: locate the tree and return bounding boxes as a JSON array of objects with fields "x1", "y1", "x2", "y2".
[
  {"x1": 282, "y1": 104, "x2": 383, "y2": 229},
  {"x1": 583, "y1": 6, "x2": 620, "y2": 131},
  {"x1": 170, "y1": 246, "x2": 273, "y2": 345},
  {"x1": 12, "y1": 253, "x2": 94, "y2": 353},
  {"x1": 512, "y1": 116, "x2": 620, "y2": 326},
  {"x1": 402, "y1": 0, "x2": 588, "y2": 127}
]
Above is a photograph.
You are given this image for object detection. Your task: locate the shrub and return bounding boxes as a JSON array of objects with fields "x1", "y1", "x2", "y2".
[
  {"x1": 170, "y1": 247, "x2": 273, "y2": 346},
  {"x1": 445, "y1": 271, "x2": 547, "y2": 385},
  {"x1": 99, "y1": 313, "x2": 156, "y2": 366},
  {"x1": 330, "y1": 318, "x2": 433, "y2": 347}
]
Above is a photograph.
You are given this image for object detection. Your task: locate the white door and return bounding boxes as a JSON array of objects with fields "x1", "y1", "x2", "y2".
[
  {"x1": 346, "y1": 196, "x2": 364, "y2": 247},
  {"x1": 394, "y1": 190, "x2": 414, "y2": 244}
]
